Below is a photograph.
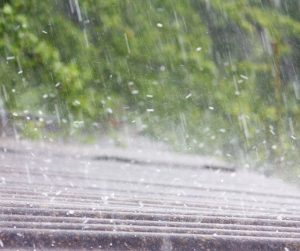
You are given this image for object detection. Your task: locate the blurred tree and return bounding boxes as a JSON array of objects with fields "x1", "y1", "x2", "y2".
[{"x1": 1, "y1": 0, "x2": 300, "y2": 174}]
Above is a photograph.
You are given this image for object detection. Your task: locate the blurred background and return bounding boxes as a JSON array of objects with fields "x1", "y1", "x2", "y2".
[{"x1": 0, "y1": 0, "x2": 300, "y2": 181}]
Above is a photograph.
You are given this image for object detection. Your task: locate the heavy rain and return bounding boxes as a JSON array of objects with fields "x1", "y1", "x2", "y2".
[{"x1": 0, "y1": 0, "x2": 300, "y2": 250}]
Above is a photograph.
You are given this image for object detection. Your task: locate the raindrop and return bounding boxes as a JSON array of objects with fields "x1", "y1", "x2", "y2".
[
  {"x1": 160, "y1": 65, "x2": 166, "y2": 71},
  {"x1": 185, "y1": 93, "x2": 192, "y2": 99},
  {"x1": 55, "y1": 190, "x2": 62, "y2": 196},
  {"x1": 83, "y1": 28, "x2": 89, "y2": 47},
  {"x1": 240, "y1": 74, "x2": 248, "y2": 80},
  {"x1": 124, "y1": 33, "x2": 131, "y2": 54},
  {"x1": 73, "y1": 121, "x2": 84, "y2": 128},
  {"x1": 219, "y1": 128, "x2": 226, "y2": 133},
  {"x1": 72, "y1": 100, "x2": 81, "y2": 106},
  {"x1": 66, "y1": 210, "x2": 75, "y2": 215},
  {"x1": 106, "y1": 108, "x2": 113, "y2": 114},
  {"x1": 1, "y1": 177, "x2": 6, "y2": 184},
  {"x1": 82, "y1": 218, "x2": 89, "y2": 224},
  {"x1": 131, "y1": 90, "x2": 139, "y2": 95},
  {"x1": 6, "y1": 56, "x2": 15, "y2": 61},
  {"x1": 101, "y1": 195, "x2": 109, "y2": 205}
]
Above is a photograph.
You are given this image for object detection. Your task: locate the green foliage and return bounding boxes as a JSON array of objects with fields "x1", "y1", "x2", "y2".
[{"x1": 1, "y1": 0, "x2": 300, "y2": 174}]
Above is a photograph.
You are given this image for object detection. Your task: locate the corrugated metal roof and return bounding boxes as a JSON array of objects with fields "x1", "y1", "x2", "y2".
[{"x1": 0, "y1": 140, "x2": 300, "y2": 250}]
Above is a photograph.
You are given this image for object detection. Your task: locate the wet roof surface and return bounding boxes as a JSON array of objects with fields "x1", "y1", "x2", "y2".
[{"x1": 0, "y1": 139, "x2": 300, "y2": 250}]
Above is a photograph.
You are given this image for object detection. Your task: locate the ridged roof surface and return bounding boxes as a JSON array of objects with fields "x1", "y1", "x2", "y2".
[{"x1": 0, "y1": 139, "x2": 300, "y2": 250}]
